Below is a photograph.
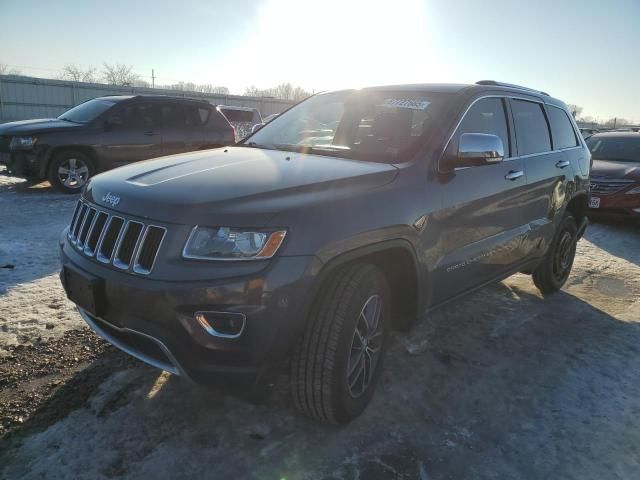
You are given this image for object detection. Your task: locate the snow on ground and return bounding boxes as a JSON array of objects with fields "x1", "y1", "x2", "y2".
[
  {"x1": 1, "y1": 168, "x2": 639, "y2": 479},
  {"x1": 0, "y1": 171, "x2": 83, "y2": 353}
]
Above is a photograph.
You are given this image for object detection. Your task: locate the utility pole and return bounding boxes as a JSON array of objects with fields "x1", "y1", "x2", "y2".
[{"x1": 152, "y1": 69, "x2": 155, "y2": 88}]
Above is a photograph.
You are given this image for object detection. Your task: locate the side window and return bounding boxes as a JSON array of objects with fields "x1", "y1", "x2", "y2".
[
  {"x1": 160, "y1": 104, "x2": 185, "y2": 128},
  {"x1": 181, "y1": 105, "x2": 211, "y2": 126},
  {"x1": 197, "y1": 107, "x2": 210, "y2": 125},
  {"x1": 122, "y1": 104, "x2": 156, "y2": 129},
  {"x1": 452, "y1": 97, "x2": 510, "y2": 157},
  {"x1": 547, "y1": 106, "x2": 578, "y2": 149},
  {"x1": 511, "y1": 100, "x2": 551, "y2": 155}
]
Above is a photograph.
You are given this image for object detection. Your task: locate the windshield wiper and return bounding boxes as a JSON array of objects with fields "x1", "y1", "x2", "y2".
[
  {"x1": 59, "y1": 117, "x2": 82, "y2": 124},
  {"x1": 239, "y1": 141, "x2": 278, "y2": 150}
]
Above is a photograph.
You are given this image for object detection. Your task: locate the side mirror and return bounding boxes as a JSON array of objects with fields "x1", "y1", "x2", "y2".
[
  {"x1": 456, "y1": 133, "x2": 504, "y2": 168},
  {"x1": 251, "y1": 123, "x2": 265, "y2": 134}
]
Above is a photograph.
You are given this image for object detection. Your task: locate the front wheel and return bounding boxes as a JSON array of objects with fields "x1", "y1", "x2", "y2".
[
  {"x1": 48, "y1": 150, "x2": 95, "y2": 194},
  {"x1": 532, "y1": 213, "x2": 578, "y2": 294},
  {"x1": 290, "y1": 263, "x2": 390, "y2": 424}
]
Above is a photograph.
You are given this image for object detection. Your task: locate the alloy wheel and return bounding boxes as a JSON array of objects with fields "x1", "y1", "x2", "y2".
[
  {"x1": 346, "y1": 294, "x2": 384, "y2": 398},
  {"x1": 57, "y1": 157, "x2": 89, "y2": 190}
]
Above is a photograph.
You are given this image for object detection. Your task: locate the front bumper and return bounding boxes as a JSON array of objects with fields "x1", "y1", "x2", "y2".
[
  {"x1": 60, "y1": 233, "x2": 319, "y2": 384},
  {"x1": 589, "y1": 191, "x2": 640, "y2": 220},
  {"x1": 4, "y1": 149, "x2": 47, "y2": 179}
]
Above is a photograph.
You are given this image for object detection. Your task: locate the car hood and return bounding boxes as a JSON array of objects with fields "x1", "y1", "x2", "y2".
[
  {"x1": 591, "y1": 159, "x2": 640, "y2": 181},
  {"x1": 84, "y1": 146, "x2": 398, "y2": 225},
  {"x1": 0, "y1": 118, "x2": 83, "y2": 135}
]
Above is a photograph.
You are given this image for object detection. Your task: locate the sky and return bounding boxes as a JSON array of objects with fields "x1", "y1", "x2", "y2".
[{"x1": 1, "y1": 0, "x2": 639, "y2": 122}]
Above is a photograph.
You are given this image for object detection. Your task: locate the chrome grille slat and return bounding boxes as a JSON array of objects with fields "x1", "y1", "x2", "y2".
[
  {"x1": 113, "y1": 221, "x2": 144, "y2": 270},
  {"x1": 98, "y1": 217, "x2": 126, "y2": 264},
  {"x1": 71, "y1": 204, "x2": 89, "y2": 242},
  {"x1": 133, "y1": 226, "x2": 167, "y2": 275},
  {"x1": 68, "y1": 201, "x2": 83, "y2": 239},
  {"x1": 84, "y1": 211, "x2": 109, "y2": 256},
  {"x1": 590, "y1": 177, "x2": 635, "y2": 196},
  {"x1": 66, "y1": 201, "x2": 165, "y2": 275}
]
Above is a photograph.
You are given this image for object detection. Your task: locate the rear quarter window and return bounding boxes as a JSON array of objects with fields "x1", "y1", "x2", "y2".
[
  {"x1": 220, "y1": 109, "x2": 257, "y2": 123},
  {"x1": 547, "y1": 106, "x2": 578, "y2": 149}
]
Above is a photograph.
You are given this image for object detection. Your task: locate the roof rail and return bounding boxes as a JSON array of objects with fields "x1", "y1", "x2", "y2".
[{"x1": 476, "y1": 80, "x2": 549, "y2": 96}]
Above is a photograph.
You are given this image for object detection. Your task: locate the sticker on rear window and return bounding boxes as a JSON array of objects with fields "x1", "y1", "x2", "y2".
[{"x1": 380, "y1": 99, "x2": 430, "y2": 110}]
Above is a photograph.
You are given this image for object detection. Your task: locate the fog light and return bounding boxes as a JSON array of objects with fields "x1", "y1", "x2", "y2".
[{"x1": 194, "y1": 311, "x2": 246, "y2": 338}]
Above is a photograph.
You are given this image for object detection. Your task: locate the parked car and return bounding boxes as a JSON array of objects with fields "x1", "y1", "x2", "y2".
[
  {"x1": 586, "y1": 131, "x2": 640, "y2": 221},
  {"x1": 580, "y1": 127, "x2": 600, "y2": 138},
  {"x1": 59, "y1": 81, "x2": 590, "y2": 424},
  {"x1": 216, "y1": 105, "x2": 262, "y2": 140},
  {"x1": 0, "y1": 95, "x2": 235, "y2": 193}
]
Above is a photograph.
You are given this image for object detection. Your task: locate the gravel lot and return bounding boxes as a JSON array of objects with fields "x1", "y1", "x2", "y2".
[{"x1": 1, "y1": 169, "x2": 639, "y2": 479}]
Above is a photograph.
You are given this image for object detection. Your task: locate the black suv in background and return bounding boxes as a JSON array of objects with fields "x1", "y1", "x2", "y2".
[
  {"x1": 0, "y1": 95, "x2": 235, "y2": 193},
  {"x1": 60, "y1": 81, "x2": 591, "y2": 424}
]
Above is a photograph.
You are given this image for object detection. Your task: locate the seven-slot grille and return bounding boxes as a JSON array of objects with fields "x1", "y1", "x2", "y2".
[
  {"x1": 68, "y1": 200, "x2": 166, "y2": 275},
  {"x1": 590, "y1": 176, "x2": 635, "y2": 196}
]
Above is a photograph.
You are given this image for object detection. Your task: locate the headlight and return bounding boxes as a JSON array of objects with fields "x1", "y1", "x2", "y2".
[
  {"x1": 625, "y1": 186, "x2": 640, "y2": 195},
  {"x1": 183, "y1": 226, "x2": 287, "y2": 260},
  {"x1": 9, "y1": 136, "x2": 37, "y2": 150}
]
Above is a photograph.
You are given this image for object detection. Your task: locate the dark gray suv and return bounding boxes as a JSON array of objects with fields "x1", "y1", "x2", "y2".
[
  {"x1": 59, "y1": 81, "x2": 591, "y2": 424},
  {"x1": 0, "y1": 95, "x2": 235, "y2": 193}
]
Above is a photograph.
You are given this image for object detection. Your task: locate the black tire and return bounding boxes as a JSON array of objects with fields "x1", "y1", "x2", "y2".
[
  {"x1": 290, "y1": 263, "x2": 390, "y2": 424},
  {"x1": 47, "y1": 150, "x2": 95, "y2": 194},
  {"x1": 532, "y1": 213, "x2": 578, "y2": 294}
]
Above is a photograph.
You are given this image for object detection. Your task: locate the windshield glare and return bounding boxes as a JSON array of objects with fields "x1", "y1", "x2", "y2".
[
  {"x1": 58, "y1": 98, "x2": 117, "y2": 124},
  {"x1": 247, "y1": 90, "x2": 442, "y2": 163},
  {"x1": 587, "y1": 136, "x2": 640, "y2": 163}
]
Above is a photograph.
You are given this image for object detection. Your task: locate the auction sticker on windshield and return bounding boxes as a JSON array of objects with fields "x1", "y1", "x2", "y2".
[
  {"x1": 381, "y1": 99, "x2": 430, "y2": 110},
  {"x1": 589, "y1": 197, "x2": 600, "y2": 208}
]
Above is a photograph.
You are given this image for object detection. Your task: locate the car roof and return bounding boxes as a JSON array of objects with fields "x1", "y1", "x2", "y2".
[
  {"x1": 326, "y1": 82, "x2": 567, "y2": 108},
  {"x1": 217, "y1": 105, "x2": 259, "y2": 112},
  {"x1": 96, "y1": 95, "x2": 210, "y2": 105},
  {"x1": 590, "y1": 131, "x2": 640, "y2": 138}
]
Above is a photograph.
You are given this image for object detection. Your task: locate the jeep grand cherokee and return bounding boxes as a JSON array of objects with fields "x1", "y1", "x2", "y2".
[{"x1": 59, "y1": 81, "x2": 591, "y2": 424}]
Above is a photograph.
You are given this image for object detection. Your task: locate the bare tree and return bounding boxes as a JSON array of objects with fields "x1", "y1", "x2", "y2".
[
  {"x1": 603, "y1": 117, "x2": 630, "y2": 128},
  {"x1": 244, "y1": 83, "x2": 310, "y2": 101},
  {"x1": 566, "y1": 104, "x2": 583, "y2": 118},
  {"x1": 101, "y1": 63, "x2": 140, "y2": 86},
  {"x1": 166, "y1": 82, "x2": 229, "y2": 94},
  {"x1": 58, "y1": 64, "x2": 97, "y2": 83},
  {"x1": 0, "y1": 63, "x2": 22, "y2": 75}
]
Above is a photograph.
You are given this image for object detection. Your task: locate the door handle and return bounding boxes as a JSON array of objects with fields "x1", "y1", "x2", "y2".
[
  {"x1": 144, "y1": 131, "x2": 157, "y2": 136},
  {"x1": 555, "y1": 160, "x2": 570, "y2": 169},
  {"x1": 504, "y1": 170, "x2": 524, "y2": 181}
]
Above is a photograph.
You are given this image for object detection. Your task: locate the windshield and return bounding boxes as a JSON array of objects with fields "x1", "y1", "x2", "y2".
[
  {"x1": 587, "y1": 136, "x2": 640, "y2": 163},
  {"x1": 245, "y1": 90, "x2": 444, "y2": 163},
  {"x1": 58, "y1": 98, "x2": 118, "y2": 124}
]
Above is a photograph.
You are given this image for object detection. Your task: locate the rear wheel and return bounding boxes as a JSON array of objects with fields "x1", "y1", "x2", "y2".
[
  {"x1": 532, "y1": 213, "x2": 578, "y2": 294},
  {"x1": 290, "y1": 263, "x2": 390, "y2": 424},
  {"x1": 48, "y1": 150, "x2": 95, "y2": 194}
]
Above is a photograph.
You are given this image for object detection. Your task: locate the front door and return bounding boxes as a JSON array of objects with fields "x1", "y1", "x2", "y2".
[
  {"x1": 430, "y1": 96, "x2": 532, "y2": 304},
  {"x1": 99, "y1": 102, "x2": 162, "y2": 169}
]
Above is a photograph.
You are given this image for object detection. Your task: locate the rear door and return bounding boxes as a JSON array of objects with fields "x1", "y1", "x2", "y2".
[
  {"x1": 99, "y1": 102, "x2": 162, "y2": 168},
  {"x1": 431, "y1": 96, "x2": 531, "y2": 303},
  {"x1": 509, "y1": 98, "x2": 575, "y2": 256}
]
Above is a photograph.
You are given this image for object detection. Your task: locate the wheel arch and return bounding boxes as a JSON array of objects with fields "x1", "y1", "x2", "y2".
[
  {"x1": 565, "y1": 192, "x2": 589, "y2": 238},
  {"x1": 40, "y1": 145, "x2": 99, "y2": 178},
  {"x1": 309, "y1": 239, "x2": 424, "y2": 331}
]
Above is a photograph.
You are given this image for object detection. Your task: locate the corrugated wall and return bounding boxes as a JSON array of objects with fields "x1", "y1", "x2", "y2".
[{"x1": 0, "y1": 75, "x2": 294, "y2": 123}]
